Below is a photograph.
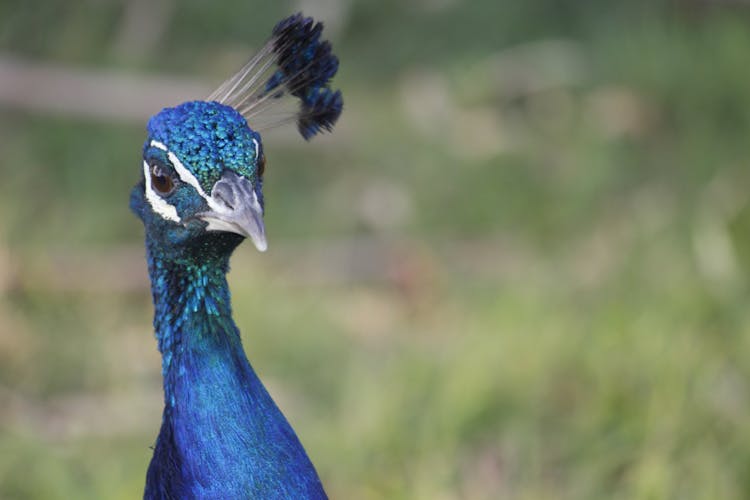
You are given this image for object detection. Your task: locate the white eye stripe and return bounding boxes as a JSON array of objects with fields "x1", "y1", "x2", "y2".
[
  {"x1": 151, "y1": 139, "x2": 229, "y2": 213},
  {"x1": 143, "y1": 160, "x2": 180, "y2": 222},
  {"x1": 166, "y1": 151, "x2": 209, "y2": 200},
  {"x1": 252, "y1": 138, "x2": 259, "y2": 158},
  {"x1": 166, "y1": 151, "x2": 226, "y2": 214},
  {"x1": 146, "y1": 139, "x2": 251, "y2": 217},
  {"x1": 149, "y1": 140, "x2": 213, "y2": 206}
]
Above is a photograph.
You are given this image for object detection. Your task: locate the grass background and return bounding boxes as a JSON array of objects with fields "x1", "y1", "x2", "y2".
[{"x1": 1, "y1": 0, "x2": 750, "y2": 498}]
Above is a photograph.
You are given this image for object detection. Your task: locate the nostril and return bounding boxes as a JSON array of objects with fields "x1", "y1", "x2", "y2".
[
  {"x1": 211, "y1": 171, "x2": 256, "y2": 213},
  {"x1": 212, "y1": 181, "x2": 236, "y2": 210}
]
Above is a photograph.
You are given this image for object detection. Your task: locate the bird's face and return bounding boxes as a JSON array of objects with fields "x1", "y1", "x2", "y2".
[{"x1": 131, "y1": 101, "x2": 267, "y2": 260}]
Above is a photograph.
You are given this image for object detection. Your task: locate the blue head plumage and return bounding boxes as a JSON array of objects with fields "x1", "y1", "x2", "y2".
[
  {"x1": 131, "y1": 13, "x2": 339, "y2": 499},
  {"x1": 147, "y1": 101, "x2": 262, "y2": 190}
]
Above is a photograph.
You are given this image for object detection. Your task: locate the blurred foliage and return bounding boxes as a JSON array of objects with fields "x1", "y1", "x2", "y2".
[{"x1": 1, "y1": 0, "x2": 750, "y2": 498}]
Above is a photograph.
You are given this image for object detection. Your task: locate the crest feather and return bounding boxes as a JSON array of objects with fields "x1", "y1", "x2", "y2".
[{"x1": 208, "y1": 13, "x2": 343, "y2": 140}]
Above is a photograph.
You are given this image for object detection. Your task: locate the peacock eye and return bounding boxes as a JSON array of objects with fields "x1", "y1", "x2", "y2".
[
  {"x1": 257, "y1": 154, "x2": 266, "y2": 178},
  {"x1": 151, "y1": 164, "x2": 175, "y2": 195}
]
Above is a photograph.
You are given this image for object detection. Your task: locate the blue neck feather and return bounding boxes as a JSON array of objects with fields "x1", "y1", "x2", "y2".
[{"x1": 143, "y1": 237, "x2": 326, "y2": 499}]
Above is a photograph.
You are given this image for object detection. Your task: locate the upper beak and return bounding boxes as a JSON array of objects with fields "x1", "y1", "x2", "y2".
[{"x1": 198, "y1": 170, "x2": 267, "y2": 252}]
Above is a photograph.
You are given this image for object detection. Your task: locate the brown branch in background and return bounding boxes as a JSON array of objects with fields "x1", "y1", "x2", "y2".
[{"x1": 0, "y1": 54, "x2": 211, "y2": 122}]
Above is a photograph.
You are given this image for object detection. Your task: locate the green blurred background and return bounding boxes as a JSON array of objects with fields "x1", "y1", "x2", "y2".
[{"x1": 1, "y1": 0, "x2": 750, "y2": 498}]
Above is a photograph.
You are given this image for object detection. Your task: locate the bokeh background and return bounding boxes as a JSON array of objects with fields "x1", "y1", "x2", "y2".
[{"x1": 1, "y1": 0, "x2": 750, "y2": 498}]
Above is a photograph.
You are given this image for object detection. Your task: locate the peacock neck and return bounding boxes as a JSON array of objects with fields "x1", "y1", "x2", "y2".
[
  {"x1": 146, "y1": 244, "x2": 240, "y2": 400},
  {"x1": 143, "y1": 240, "x2": 327, "y2": 498}
]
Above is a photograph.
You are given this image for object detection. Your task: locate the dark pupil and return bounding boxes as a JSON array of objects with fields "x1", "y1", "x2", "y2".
[{"x1": 151, "y1": 165, "x2": 174, "y2": 194}]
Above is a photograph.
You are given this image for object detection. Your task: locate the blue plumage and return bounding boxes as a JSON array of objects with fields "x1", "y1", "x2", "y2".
[
  {"x1": 268, "y1": 14, "x2": 342, "y2": 139},
  {"x1": 130, "y1": 13, "x2": 341, "y2": 499},
  {"x1": 207, "y1": 12, "x2": 343, "y2": 141},
  {"x1": 298, "y1": 87, "x2": 343, "y2": 140}
]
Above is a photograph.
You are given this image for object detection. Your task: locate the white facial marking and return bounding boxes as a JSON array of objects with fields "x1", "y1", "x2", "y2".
[
  {"x1": 252, "y1": 138, "x2": 260, "y2": 158},
  {"x1": 144, "y1": 141, "x2": 260, "y2": 223},
  {"x1": 167, "y1": 151, "x2": 232, "y2": 215},
  {"x1": 143, "y1": 160, "x2": 180, "y2": 222}
]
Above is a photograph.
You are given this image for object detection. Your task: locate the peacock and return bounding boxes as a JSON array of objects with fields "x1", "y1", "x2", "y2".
[{"x1": 129, "y1": 14, "x2": 342, "y2": 499}]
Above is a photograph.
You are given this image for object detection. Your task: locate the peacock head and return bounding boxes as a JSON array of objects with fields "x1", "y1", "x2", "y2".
[
  {"x1": 131, "y1": 101, "x2": 267, "y2": 261},
  {"x1": 130, "y1": 13, "x2": 342, "y2": 263}
]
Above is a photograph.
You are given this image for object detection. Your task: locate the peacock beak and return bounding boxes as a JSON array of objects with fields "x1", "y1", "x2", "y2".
[{"x1": 198, "y1": 170, "x2": 267, "y2": 252}]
